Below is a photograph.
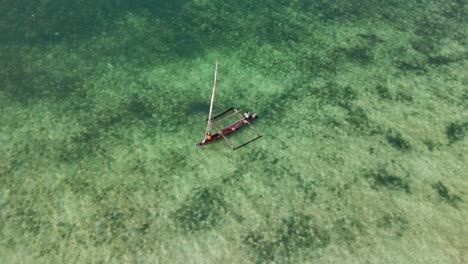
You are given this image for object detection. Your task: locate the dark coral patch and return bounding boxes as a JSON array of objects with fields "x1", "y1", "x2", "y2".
[
  {"x1": 186, "y1": 101, "x2": 210, "y2": 114},
  {"x1": 446, "y1": 121, "x2": 468, "y2": 144},
  {"x1": 174, "y1": 188, "x2": 226, "y2": 232},
  {"x1": 278, "y1": 215, "x2": 330, "y2": 250},
  {"x1": 385, "y1": 129, "x2": 411, "y2": 151},
  {"x1": 244, "y1": 214, "x2": 330, "y2": 262},
  {"x1": 366, "y1": 169, "x2": 410, "y2": 193},
  {"x1": 432, "y1": 181, "x2": 462, "y2": 208},
  {"x1": 377, "y1": 214, "x2": 409, "y2": 237}
]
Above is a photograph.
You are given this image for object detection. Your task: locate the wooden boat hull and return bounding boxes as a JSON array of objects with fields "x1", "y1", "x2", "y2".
[{"x1": 196, "y1": 113, "x2": 257, "y2": 147}]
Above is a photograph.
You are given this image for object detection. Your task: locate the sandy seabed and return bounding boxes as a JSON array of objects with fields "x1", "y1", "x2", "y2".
[{"x1": 1, "y1": 1, "x2": 467, "y2": 263}]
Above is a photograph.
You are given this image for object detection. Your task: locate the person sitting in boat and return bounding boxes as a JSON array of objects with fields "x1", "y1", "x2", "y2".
[
  {"x1": 243, "y1": 112, "x2": 252, "y2": 120},
  {"x1": 203, "y1": 132, "x2": 212, "y2": 143}
]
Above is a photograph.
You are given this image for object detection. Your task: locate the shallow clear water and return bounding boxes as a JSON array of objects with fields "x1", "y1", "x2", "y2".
[{"x1": 0, "y1": 1, "x2": 467, "y2": 263}]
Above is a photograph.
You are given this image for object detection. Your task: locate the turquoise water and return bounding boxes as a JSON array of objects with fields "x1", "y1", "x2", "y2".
[{"x1": 1, "y1": 1, "x2": 467, "y2": 263}]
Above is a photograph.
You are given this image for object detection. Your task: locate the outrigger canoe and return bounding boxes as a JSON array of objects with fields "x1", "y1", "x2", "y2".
[{"x1": 196, "y1": 60, "x2": 262, "y2": 150}]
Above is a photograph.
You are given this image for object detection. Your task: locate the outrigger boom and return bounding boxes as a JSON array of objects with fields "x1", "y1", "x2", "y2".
[{"x1": 196, "y1": 61, "x2": 262, "y2": 150}]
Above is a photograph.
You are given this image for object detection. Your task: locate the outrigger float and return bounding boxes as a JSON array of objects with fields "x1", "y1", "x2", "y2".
[{"x1": 196, "y1": 60, "x2": 262, "y2": 150}]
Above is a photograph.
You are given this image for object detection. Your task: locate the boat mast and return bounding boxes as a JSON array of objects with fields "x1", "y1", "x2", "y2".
[{"x1": 204, "y1": 60, "x2": 218, "y2": 140}]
